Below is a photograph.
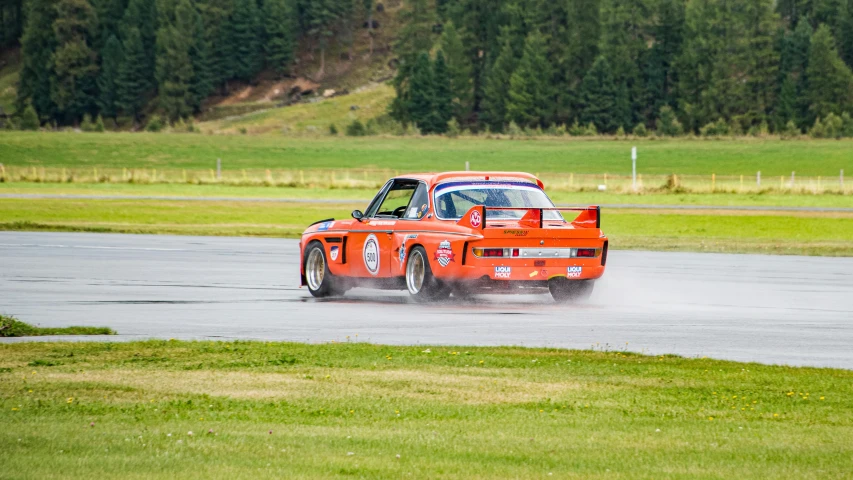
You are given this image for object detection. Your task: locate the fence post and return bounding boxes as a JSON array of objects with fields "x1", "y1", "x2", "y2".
[
  {"x1": 780, "y1": 176, "x2": 784, "y2": 189},
  {"x1": 300, "y1": 170, "x2": 304, "y2": 184},
  {"x1": 604, "y1": 173, "x2": 608, "y2": 185},
  {"x1": 818, "y1": 176, "x2": 822, "y2": 190},
  {"x1": 712, "y1": 173, "x2": 715, "y2": 191},
  {"x1": 570, "y1": 173, "x2": 574, "y2": 187},
  {"x1": 152, "y1": 168, "x2": 156, "y2": 181},
  {"x1": 842, "y1": 169, "x2": 845, "y2": 189},
  {"x1": 757, "y1": 171, "x2": 761, "y2": 187},
  {"x1": 790, "y1": 171, "x2": 795, "y2": 188},
  {"x1": 632, "y1": 146, "x2": 637, "y2": 191},
  {"x1": 216, "y1": 158, "x2": 221, "y2": 179}
]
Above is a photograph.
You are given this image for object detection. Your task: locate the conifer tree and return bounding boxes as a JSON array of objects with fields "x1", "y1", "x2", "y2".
[
  {"x1": 197, "y1": 0, "x2": 235, "y2": 88},
  {"x1": 598, "y1": 0, "x2": 649, "y2": 127},
  {"x1": 807, "y1": 24, "x2": 853, "y2": 119},
  {"x1": 155, "y1": 0, "x2": 194, "y2": 121},
  {"x1": 642, "y1": 0, "x2": 684, "y2": 123},
  {"x1": 408, "y1": 52, "x2": 437, "y2": 133},
  {"x1": 432, "y1": 51, "x2": 454, "y2": 134},
  {"x1": 579, "y1": 56, "x2": 619, "y2": 133},
  {"x1": 121, "y1": 0, "x2": 156, "y2": 90},
  {"x1": 390, "y1": 0, "x2": 435, "y2": 124},
  {"x1": 506, "y1": 31, "x2": 554, "y2": 128},
  {"x1": 17, "y1": 0, "x2": 58, "y2": 120},
  {"x1": 838, "y1": 0, "x2": 853, "y2": 67},
  {"x1": 263, "y1": 0, "x2": 295, "y2": 76},
  {"x1": 440, "y1": 21, "x2": 473, "y2": 123},
  {"x1": 97, "y1": 34, "x2": 122, "y2": 118},
  {"x1": 115, "y1": 27, "x2": 148, "y2": 121},
  {"x1": 232, "y1": 0, "x2": 262, "y2": 81},
  {"x1": 50, "y1": 0, "x2": 100, "y2": 123},
  {"x1": 744, "y1": 0, "x2": 780, "y2": 125},
  {"x1": 481, "y1": 34, "x2": 517, "y2": 131}
]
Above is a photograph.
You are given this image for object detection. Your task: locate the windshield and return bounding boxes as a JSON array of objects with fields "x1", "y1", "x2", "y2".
[{"x1": 433, "y1": 181, "x2": 564, "y2": 221}]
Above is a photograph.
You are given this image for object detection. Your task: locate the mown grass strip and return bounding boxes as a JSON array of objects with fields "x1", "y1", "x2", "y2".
[
  {"x1": 0, "y1": 315, "x2": 115, "y2": 337},
  {"x1": 2, "y1": 198, "x2": 852, "y2": 256},
  {"x1": 1, "y1": 340, "x2": 851, "y2": 478},
  {"x1": 2, "y1": 131, "x2": 853, "y2": 175}
]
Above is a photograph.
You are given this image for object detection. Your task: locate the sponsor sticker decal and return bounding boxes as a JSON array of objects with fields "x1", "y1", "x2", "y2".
[
  {"x1": 317, "y1": 221, "x2": 334, "y2": 231},
  {"x1": 494, "y1": 266, "x2": 511, "y2": 279},
  {"x1": 363, "y1": 234, "x2": 380, "y2": 275},
  {"x1": 434, "y1": 240, "x2": 455, "y2": 267},
  {"x1": 529, "y1": 271, "x2": 539, "y2": 278},
  {"x1": 399, "y1": 234, "x2": 418, "y2": 265},
  {"x1": 567, "y1": 266, "x2": 583, "y2": 278},
  {"x1": 330, "y1": 246, "x2": 339, "y2": 261},
  {"x1": 503, "y1": 229, "x2": 528, "y2": 236},
  {"x1": 418, "y1": 203, "x2": 428, "y2": 218},
  {"x1": 470, "y1": 210, "x2": 482, "y2": 228},
  {"x1": 368, "y1": 220, "x2": 396, "y2": 226}
]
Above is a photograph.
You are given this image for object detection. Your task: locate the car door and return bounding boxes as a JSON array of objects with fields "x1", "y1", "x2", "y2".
[{"x1": 347, "y1": 180, "x2": 419, "y2": 278}]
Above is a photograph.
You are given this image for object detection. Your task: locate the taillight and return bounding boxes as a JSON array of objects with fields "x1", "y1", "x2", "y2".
[
  {"x1": 576, "y1": 248, "x2": 596, "y2": 258},
  {"x1": 472, "y1": 248, "x2": 518, "y2": 258}
]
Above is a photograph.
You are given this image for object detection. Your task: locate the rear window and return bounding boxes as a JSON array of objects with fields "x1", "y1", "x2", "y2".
[{"x1": 433, "y1": 181, "x2": 563, "y2": 221}]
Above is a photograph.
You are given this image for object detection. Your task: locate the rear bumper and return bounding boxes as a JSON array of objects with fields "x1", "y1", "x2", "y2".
[{"x1": 436, "y1": 262, "x2": 605, "y2": 282}]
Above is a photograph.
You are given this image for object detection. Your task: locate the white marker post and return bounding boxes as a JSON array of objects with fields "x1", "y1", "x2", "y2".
[
  {"x1": 757, "y1": 171, "x2": 761, "y2": 187},
  {"x1": 842, "y1": 169, "x2": 845, "y2": 189},
  {"x1": 631, "y1": 146, "x2": 637, "y2": 190},
  {"x1": 465, "y1": 161, "x2": 470, "y2": 171},
  {"x1": 216, "y1": 158, "x2": 221, "y2": 180}
]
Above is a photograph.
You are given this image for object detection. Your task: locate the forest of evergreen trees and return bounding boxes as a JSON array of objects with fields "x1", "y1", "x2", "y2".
[
  {"x1": 2, "y1": 0, "x2": 853, "y2": 135},
  {"x1": 1, "y1": 0, "x2": 367, "y2": 125},
  {"x1": 391, "y1": 0, "x2": 853, "y2": 135}
]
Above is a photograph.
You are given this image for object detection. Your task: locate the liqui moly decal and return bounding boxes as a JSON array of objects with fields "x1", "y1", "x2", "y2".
[
  {"x1": 567, "y1": 266, "x2": 583, "y2": 278},
  {"x1": 434, "y1": 240, "x2": 455, "y2": 267}
]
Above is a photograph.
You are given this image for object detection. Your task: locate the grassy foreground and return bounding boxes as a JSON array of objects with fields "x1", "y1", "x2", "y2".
[
  {"x1": 1, "y1": 340, "x2": 851, "y2": 478},
  {"x1": 0, "y1": 315, "x2": 115, "y2": 337},
  {"x1": 1, "y1": 197, "x2": 852, "y2": 256},
  {"x1": 2, "y1": 131, "x2": 853, "y2": 176}
]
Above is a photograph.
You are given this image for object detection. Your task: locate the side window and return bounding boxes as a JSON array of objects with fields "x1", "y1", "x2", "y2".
[
  {"x1": 368, "y1": 181, "x2": 418, "y2": 218},
  {"x1": 403, "y1": 183, "x2": 429, "y2": 220},
  {"x1": 364, "y1": 180, "x2": 393, "y2": 217}
]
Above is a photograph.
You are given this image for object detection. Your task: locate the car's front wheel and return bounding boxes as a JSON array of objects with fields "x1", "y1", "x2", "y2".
[
  {"x1": 548, "y1": 278, "x2": 594, "y2": 304},
  {"x1": 304, "y1": 241, "x2": 344, "y2": 298},
  {"x1": 406, "y1": 246, "x2": 450, "y2": 302}
]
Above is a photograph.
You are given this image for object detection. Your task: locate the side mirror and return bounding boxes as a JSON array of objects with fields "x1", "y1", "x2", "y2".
[{"x1": 351, "y1": 210, "x2": 364, "y2": 221}]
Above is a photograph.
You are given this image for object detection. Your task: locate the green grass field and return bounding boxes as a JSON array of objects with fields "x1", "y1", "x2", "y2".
[
  {"x1": 1, "y1": 340, "x2": 851, "y2": 478},
  {"x1": 2, "y1": 131, "x2": 853, "y2": 176},
  {"x1": 3, "y1": 182, "x2": 853, "y2": 207},
  {"x1": 2, "y1": 198, "x2": 851, "y2": 255}
]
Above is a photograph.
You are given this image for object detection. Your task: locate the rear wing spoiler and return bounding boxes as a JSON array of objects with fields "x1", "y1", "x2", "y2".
[{"x1": 457, "y1": 206, "x2": 600, "y2": 229}]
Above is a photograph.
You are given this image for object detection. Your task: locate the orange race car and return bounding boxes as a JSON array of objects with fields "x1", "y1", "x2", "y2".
[{"x1": 299, "y1": 172, "x2": 608, "y2": 303}]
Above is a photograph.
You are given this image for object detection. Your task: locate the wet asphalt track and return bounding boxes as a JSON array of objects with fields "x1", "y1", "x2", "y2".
[{"x1": 1, "y1": 231, "x2": 852, "y2": 369}]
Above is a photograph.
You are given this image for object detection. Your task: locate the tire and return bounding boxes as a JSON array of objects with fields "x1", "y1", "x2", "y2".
[
  {"x1": 405, "y1": 246, "x2": 451, "y2": 302},
  {"x1": 303, "y1": 241, "x2": 344, "y2": 298},
  {"x1": 549, "y1": 278, "x2": 594, "y2": 304}
]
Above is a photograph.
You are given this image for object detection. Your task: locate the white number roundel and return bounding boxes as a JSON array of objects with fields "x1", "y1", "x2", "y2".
[{"x1": 363, "y1": 234, "x2": 380, "y2": 275}]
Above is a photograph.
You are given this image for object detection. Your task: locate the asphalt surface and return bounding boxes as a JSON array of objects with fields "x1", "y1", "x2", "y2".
[
  {"x1": 2, "y1": 193, "x2": 853, "y2": 212},
  {"x1": 1, "y1": 231, "x2": 852, "y2": 369}
]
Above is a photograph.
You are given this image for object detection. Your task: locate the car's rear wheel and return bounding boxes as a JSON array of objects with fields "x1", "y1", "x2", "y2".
[
  {"x1": 304, "y1": 241, "x2": 344, "y2": 298},
  {"x1": 406, "y1": 246, "x2": 450, "y2": 302},
  {"x1": 549, "y1": 278, "x2": 594, "y2": 303}
]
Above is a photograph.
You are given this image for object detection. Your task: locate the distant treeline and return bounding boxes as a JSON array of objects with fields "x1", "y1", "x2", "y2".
[
  {"x1": 390, "y1": 0, "x2": 853, "y2": 135},
  {"x1": 4, "y1": 0, "x2": 370, "y2": 124}
]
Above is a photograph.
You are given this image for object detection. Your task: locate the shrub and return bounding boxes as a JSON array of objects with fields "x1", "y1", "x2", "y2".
[
  {"x1": 19, "y1": 104, "x2": 40, "y2": 131},
  {"x1": 700, "y1": 118, "x2": 729, "y2": 137},
  {"x1": 446, "y1": 118, "x2": 461, "y2": 138},
  {"x1": 185, "y1": 118, "x2": 197, "y2": 133},
  {"x1": 554, "y1": 123, "x2": 568, "y2": 136},
  {"x1": 656, "y1": 106, "x2": 683, "y2": 136},
  {"x1": 823, "y1": 113, "x2": 843, "y2": 139},
  {"x1": 809, "y1": 117, "x2": 826, "y2": 138},
  {"x1": 346, "y1": 119, "x2": 367, "y2": 136},
  {"x1": 94, "y1": 114, "x2": 106, "y2": 132},
  {"x1": 329, "y1": 123, "x2": 338, "y2": 135},
  {"x1": 782, "y1": 120, "x2": 801, "y2": 139},
  {"x1": 842, "y1": 112, "x2": 853, "y2": 137},
  {"x1": 584, "y1": 122, "x2": 598, "y2": 136},
  {"x1": 80, "y1": 114, "x2": 95, "y2": 132},
  {"x1": 506, "y1": 121, "x2": 523, "y2": 137},
  {"x1": 0, "y1": 315, "x2": 36, "y2": 337},
  {"x1": 145, "y1": 115, "x2": 165, "y2": 132},
  {"x1": 568, "y1": 120, "x2": 585, "y2": 136},
  {"x1": 615, "y1": 126, "x2": 626, "y2": 137},
  {"x1": 633, "y1": 123, "x2": 647, "y2": 137}
]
